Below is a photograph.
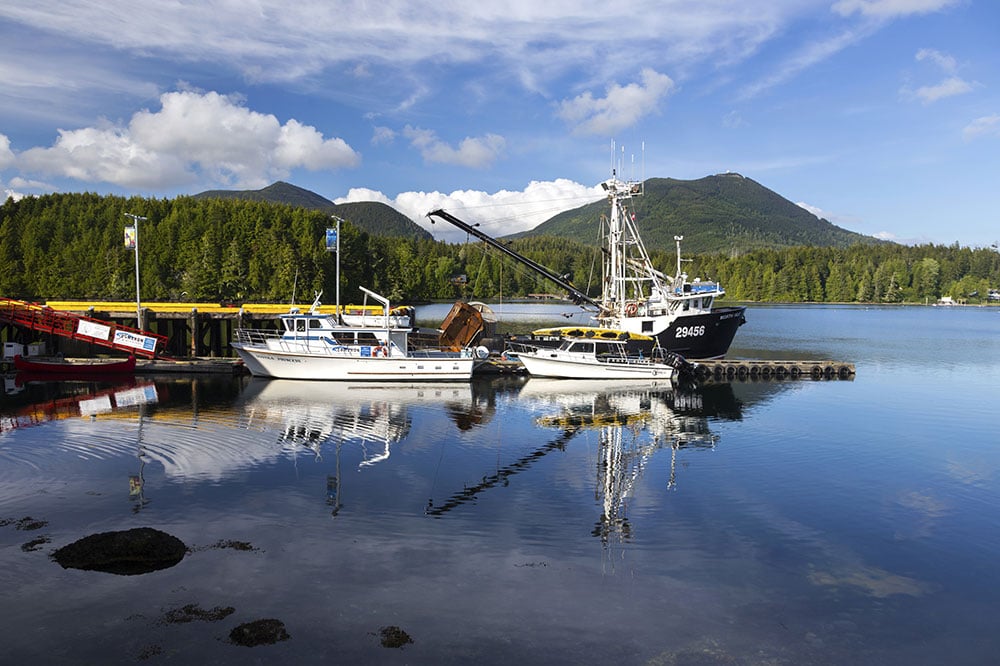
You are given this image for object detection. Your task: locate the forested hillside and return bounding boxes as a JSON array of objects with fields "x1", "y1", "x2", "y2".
[
  {"x1": 193, "y1": 181, "x2": 432, "y2": 240},
  {"x1": 1, "y1": 192, "x2": 997, "y2": 305},
  {"x1": 516, "y1": 173, "x2": 877, "y2": 254}
]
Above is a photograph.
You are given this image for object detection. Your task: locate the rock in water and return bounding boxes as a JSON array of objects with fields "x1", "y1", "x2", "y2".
[
  {"x1": 52, "y1": 527, "x2": 186, "y2": 575},
  {"x1": 229, "y1": 619, "x2": 291, "y2": 646}
]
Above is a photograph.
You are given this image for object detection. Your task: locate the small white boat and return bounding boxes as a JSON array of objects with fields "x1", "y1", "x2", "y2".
[
  {"x1": 231, "y1": 288, "x2": 483, "y2": 381},
  {"x1": 509, "y1": 327, "x2": 689, "y2": 380}
]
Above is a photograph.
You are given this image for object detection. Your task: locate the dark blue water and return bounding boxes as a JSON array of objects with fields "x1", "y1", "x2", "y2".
[{"x1": 1, "y1": 304, "x2": 998, "y2": 664}]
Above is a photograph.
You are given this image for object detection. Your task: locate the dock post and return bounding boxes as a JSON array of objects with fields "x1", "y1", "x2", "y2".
[{"x1": 189, "y1": 309, "x2": 199, "y2": 357}]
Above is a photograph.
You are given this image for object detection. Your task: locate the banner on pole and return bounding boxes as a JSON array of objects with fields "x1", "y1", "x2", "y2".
[
  {"x1": 124, "y1": 226, "x2": 136, "y2": 249},
  {"x1": 325, "y1": 227, "x2": 338, "y2": 252}
]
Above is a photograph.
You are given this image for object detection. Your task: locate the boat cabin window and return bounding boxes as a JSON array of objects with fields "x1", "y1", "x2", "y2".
[
  {"x1": 594, "y1": 342, "x2": 621, "y2": 357},
  {"x1": 308, "y1": 319, "x2": 324, "y2": 330},
  {"x1": 329, "y1": 331, "x2": 356, "y2": 344},
  {"x1": 642, "y1": 320, "x2": 653, "y2": 333},
  {"x1": 295, "y1": 319, "x2": 307, "y2": 332},
  {"x1": 568, "y1": 341, "x2": 594, "y2": 354}
]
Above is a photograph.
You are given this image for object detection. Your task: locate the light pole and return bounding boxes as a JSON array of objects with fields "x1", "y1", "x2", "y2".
[
  {"x1": 328, "y1": 216, "x2": 343, "y2": 321},
  {"x1": 124, "y1": 213, "x2": 147, "y2": 329}
]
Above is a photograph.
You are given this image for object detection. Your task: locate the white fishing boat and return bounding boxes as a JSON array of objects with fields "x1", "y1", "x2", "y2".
[
  {"x1": 426, "y1": 146, "x2": 746, "y2": 359},
  {"x1": 509, "y1": 326, "x2": 690, "y2": 380},
  {"x1": 231, "y1": 287, "x2": 484, "y2": 381}
]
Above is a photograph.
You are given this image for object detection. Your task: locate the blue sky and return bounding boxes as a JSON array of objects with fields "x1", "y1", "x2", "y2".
[{"x1": 1, "y1": 1, "x2": 997, "y2": 247}]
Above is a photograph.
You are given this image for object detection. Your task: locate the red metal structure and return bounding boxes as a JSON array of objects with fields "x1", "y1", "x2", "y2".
[{"x1": 0, "y1": 298, "x2": 167, "y2": 359}]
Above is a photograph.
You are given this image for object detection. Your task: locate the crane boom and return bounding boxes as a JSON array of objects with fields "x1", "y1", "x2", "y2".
[{"x1": 426, "y1": 209, "x2": 600, "y2": 308}]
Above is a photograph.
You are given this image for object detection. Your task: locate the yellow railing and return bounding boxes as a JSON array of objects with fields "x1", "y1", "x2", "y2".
[{"x1": 44, "y1": 301, "x2": 410, "y2": 315}]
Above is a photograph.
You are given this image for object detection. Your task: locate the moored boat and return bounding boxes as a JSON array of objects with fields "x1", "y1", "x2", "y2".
[
  {"x1": 13, "y1": 354, "x2": 136, "y2": 375},
  {"x1": 593, "y1": 175, "x2": 745, "y2": 358},
  {"x1": 427, "y1": 149, "x2": 746, "y2": 359},
  {"x1": 508, "y1": 327, "x2": 691, "y2": 380},
  {"x1": 231, "y1": 287, "x2": 484, "y2": 381}
]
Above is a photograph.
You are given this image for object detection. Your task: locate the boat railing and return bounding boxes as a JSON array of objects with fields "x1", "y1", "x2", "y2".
[
  {"x1": 234, "y1": 328, "x2": 279, "y2": 345},
  {"x1": 235, "y1": 328, "x2": 472, "y2": 357}
]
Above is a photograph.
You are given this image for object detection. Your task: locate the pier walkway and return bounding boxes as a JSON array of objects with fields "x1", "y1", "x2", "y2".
[{"x1": 1, "y1": 298, "x2": 167, "y2": 358}]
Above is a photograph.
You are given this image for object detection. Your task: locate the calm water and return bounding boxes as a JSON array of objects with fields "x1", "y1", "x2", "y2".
[{"x1": 1, "y1": 304, "x2": 998, "y2": 664}]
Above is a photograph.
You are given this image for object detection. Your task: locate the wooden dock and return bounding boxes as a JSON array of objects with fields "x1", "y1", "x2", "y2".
[{"x1": 134, "y1": 357, "x2": 248, "y2": 375}]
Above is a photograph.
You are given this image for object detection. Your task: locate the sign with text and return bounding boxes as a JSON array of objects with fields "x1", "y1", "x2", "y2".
[
  {"x1": 325, "y1": 227, "x2": 337, "y2": 252},
  {"x1": 76, "y1": 319, "x2": 112, "y2": 341},
  {"x1": 113, "y1": 329, "x2": 158, "y2": 353},
  {"x1": 124, "y1": 225, "x2": 136, "y2": 249}
]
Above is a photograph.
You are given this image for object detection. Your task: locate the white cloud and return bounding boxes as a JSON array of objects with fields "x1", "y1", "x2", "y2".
[
  {"x1": 739, "y1": 26, "x2": 871, "y2": 100},
  {"x1": 795, "y1": 202, "x2": 825, "y2": 219},
  {"x1": 915, "y1": 48, "x2": 957, "y2": 73},
  {"x1": 19, "y1": 124, "x2": 192, "y2": 190},
  {"x1": 832, "y1": 0, "x2": 961, "y2": 19},
  {"x1": 335, "y1": 179, "x2": 605, "y2": 243},
  {"x1": 904, "y1": 48, "x2": 973, "y2": 104},
  {"x1": 0, "y1": 134, "x2": 15, "y2": 169},
  {"x1": 371, "y1": 126, "x2": 396, "y2": 145},
  {"x1": 557, "y1": 69, "x2": 675, "y2": 136},
  {"x1": 402, "y1": 127, "x2": 505, "y2": 168},
  {"x1": 910, "y1": 77, "x2": 973, "y2": 104},
  {"x1": 16, "y1": 90, "x2": 360, "y2": 190},
  {"x1": 963, "y1": 115, "x2": 1000, "y2": 141},
  {"x1": 722, "y1": 110, "x2": 748, "y2": 129}
]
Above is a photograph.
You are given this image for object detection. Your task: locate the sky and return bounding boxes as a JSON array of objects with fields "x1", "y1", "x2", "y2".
[{"x1": 0, "y1": 0, "x2": 997, "y2": 247}]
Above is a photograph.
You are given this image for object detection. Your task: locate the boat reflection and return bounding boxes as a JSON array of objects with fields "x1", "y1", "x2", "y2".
[
  {"x1": 426, "y1": 378, "x2": 726, "y2": 536},
  {"x1": 239, "y1": 379, "x2": 478, "y2": 463},
  {"x1": 521, "y1": 378, "x2": 722, "y2": 546},
  {"x1": 238, "y1": 379, "x2": 489, "y2": 515}
]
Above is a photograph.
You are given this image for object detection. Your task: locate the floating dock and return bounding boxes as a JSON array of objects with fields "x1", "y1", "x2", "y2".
[
  {"x1": 472, "y1": 357, "x2": 855, "y2": 381},
  {"x1": 692, "y1": 359, "x2": 855, "y2": 381}
]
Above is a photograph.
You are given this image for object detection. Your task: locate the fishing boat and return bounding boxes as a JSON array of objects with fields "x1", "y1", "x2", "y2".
[
  {"x1": 231, "y1": 287, "x2": 484, "y2": 381},
  {"x1": 591, "y1": 175, "x2": 746, "y2": 358},
  {"x1": 508, "y1": 326, "x2": 692, "y2": 380},
  {"x1": 426, "y1": 154, "x2": 746, "y2": 359},
  {"x1": 13, "y1": 354, "x2": 136, "y2": 376}
]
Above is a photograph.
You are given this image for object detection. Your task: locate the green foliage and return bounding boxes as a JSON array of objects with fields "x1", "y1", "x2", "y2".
[
  {"x1": 192, "y1": 181, "x2": 432, "y2": 240},
  {"x1": 515, "y1": 173, "x2": 879, "y2": 254},
  {"x1": 1, "y1": 193, "x2": 998, "y2": 306}
]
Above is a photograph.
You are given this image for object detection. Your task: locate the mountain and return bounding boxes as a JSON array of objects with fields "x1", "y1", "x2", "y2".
[
  {"x1": 510, "y1": 173, "x2": 878, "y2": 254},
  {"x1": 193, "y1": 181, "x2": 432, "y2": 240}
]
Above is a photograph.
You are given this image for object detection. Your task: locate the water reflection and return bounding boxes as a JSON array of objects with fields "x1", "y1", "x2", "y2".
[
  {"x1": 518, "y1": 379, "x2": 723, "y2": 548},
  {"x1": 0, "y1": 375, "x2": 159, "y2": 432},
  {"x1": 237, "y1": 379, "x2": 493, "y2": 514}
]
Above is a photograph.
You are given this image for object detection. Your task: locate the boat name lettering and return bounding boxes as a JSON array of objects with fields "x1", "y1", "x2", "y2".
[
  {"x1": 675, "y1": 325, "x2": 705, "y2": 338},
  {"x1": 261, "y1": 354, "x2": 302, "y2": 363}
]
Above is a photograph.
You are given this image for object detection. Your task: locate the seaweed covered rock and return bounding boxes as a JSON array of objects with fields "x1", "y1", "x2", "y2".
[
  {"x1": 229, "y1": 618, "x2": 290, "y2": 647},
  {"x1": 379, "y1": 625, "x2": 414, "y2": 648},
  {"x1": 52, "y1": 527, "x2": 186, "y2": 575}
]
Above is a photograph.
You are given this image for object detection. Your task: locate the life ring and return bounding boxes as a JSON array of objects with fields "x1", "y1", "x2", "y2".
[
  {"x1": 624, "y1": 302, "x2": 639, "y2": 316},
  {"x1": 374, "y1": 345, "x2": 387, "y2": 357}
]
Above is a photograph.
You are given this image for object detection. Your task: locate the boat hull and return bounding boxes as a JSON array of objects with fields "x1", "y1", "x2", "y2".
[
  {"x1": 612, "y1": 305, "x2": 747, "y2": 359},
  {"x1": 13, "y1": 354, "x2": 136, "y2": 375},
  {"x1": 517, "y1": 350, "x2": 674, "y2": 380},
  {"x1": 232, "y1": 345, "x2": 476, "y2": 381}
]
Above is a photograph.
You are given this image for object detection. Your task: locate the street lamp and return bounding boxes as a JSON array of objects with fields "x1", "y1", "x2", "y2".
[{"x1": 124, "y1": 213, "x2": 147, "y2": 329}]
